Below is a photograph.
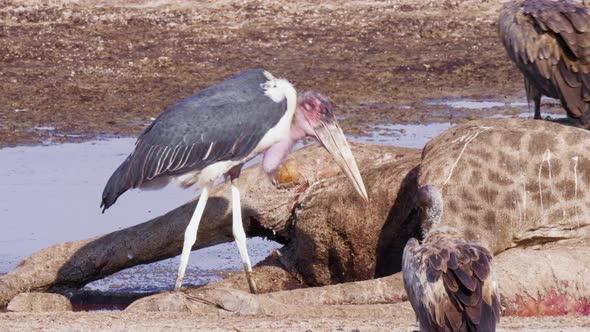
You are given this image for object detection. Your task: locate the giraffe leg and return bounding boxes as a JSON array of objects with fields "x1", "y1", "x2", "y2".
[
  {"x1": 229, "y1": 167, "x2": 257, "y2": 294},
  {"x1": 174, "y1": 186, "x2": 210, "y2": 291}
]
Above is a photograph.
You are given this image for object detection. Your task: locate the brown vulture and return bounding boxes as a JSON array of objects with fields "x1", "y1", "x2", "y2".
[
  {"x1": 402, "y1": 185, "x2": 501, "y2": 332},
  {"x1": 498, "y1": 0, "x2": 590, "y2": 128}
]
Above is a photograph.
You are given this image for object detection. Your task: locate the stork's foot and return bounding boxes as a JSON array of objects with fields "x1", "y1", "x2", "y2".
[
  {"x1": 246, "y1": 269, "x2": 258, "y2": 294},
  {"x1": 173, "y1": 270, "x2": 185, "y2": 291},
  {"x1": 173, "y1": 276, "x2": 183, "y2": 291}
]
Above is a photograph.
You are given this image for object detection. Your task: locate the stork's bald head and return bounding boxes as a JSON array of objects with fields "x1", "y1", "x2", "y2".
[{"x1": 291, "y1": 91, "x2": 368, "y2": 202}]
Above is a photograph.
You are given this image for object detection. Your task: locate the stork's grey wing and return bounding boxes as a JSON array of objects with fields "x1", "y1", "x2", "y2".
[
  {"x1": 498, "y1": 0, "x2": 590, "y2": 117},
  {"x1": 403, "y1": 236, "x2": 500, "y2": 331},
  {"x1": 101, "y1": 69, "x2": 288, "y2": 211}
]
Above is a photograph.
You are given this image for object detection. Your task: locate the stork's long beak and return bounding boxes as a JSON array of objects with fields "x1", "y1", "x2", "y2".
[{"x1": 314, "y1": 120, "x2": 369, "y2": 202}]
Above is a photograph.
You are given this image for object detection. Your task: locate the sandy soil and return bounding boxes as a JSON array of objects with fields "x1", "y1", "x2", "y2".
[
  {"x1": 1, "y1": 0, "x2": 588, "y2": 329},
  {"x1": 1, "y1": 308, "x2": 590, "y2": 331},
  {"x1": 0, "y1": 0, "x2": 528, "y2": 148}
]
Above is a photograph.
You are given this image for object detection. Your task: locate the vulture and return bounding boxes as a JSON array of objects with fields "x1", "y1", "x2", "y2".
[
  {"x1": 498, "y1": 0, "x2": 590, "y2": 128},
  {"x1": 402, "y1": 185, "x2": 501, "y2": 332}
]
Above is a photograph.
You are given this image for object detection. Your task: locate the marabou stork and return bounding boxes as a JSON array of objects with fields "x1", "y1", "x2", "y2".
[
  {"x1": 498, "y1": 0, "x2": 590, "y2": 128},
  {"x1": 402, "y1": 185, "x2": 500, "y2": 332},
  {"x1": 101, "y1": 69, "x2": 368, "y2": 293}
]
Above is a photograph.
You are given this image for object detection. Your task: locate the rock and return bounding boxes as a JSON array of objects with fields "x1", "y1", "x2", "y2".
[{"x1": 7, "y1": 293, "x2": 72, "y2": 312}]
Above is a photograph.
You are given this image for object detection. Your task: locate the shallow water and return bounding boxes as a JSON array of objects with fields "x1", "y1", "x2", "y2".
[
  {"x1": 347, "y1": 111, "x2": 562, "y2": 148},
  {"x1": 0, "y1": 138, "x2": 190, "y2": 269},
  {"x1": 427, "y1": 99, "x2": 529, "y2": 109},
  {"x1": 0, "y1": 138, "x2": 283, "y2": 292},
  {"x1": 349, "y1": 122, "x2": 454, "y2": 148}
]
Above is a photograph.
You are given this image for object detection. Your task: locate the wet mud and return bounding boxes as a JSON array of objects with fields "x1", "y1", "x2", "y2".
[{"x1": 0, "y1": 0, "x2": 554, "y2": 147}]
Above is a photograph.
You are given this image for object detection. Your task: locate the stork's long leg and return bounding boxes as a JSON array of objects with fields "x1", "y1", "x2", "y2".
[
  {"x1": 229, "y1": 167, "x2": 257, "y2": 294},
  {"x1": 174, "y1": 186, "x2": 209, "y2": 290}
]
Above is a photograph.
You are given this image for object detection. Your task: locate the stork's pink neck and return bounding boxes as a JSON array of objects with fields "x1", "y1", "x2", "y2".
[{"x1": 262, "y1": 107, "x2": 313, "y2": 174}]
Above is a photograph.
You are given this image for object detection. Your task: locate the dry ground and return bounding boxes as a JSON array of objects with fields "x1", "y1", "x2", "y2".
[{"x1": 1, "y1": 309, "x2": 590, "y2": 331}]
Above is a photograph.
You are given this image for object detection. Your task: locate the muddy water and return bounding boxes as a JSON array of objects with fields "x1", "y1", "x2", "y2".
[
  {"x1": 0, "y1": 100, "x2": 566, "y2": 293},
  {"x1": 427, "y1": 99, "x2": 528, "y2": 109},
  {"x1": 1, "y1": 138, "x2": 189, "y2": 269},
  {"x1": 350, "y1": 122, "x2": 454, "y2": 148}
]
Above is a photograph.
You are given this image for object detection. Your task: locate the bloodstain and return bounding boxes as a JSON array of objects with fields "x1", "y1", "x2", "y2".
[
  {"x1": 296, "y1": 183, "x2": 310, "y2": 193},
  {"x1": 505, "y1": 289, "x2": 590, "y2": 316}
]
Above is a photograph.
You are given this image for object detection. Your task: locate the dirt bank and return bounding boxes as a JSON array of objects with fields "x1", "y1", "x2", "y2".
[{"x1": 0, "y1": 0, "x2": 524, "y2": 147}]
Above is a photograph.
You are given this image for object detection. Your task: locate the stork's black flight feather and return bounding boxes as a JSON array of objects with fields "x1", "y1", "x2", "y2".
[{"x1": 101, "y1": 69, "x2": 287, "y2": 211}]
